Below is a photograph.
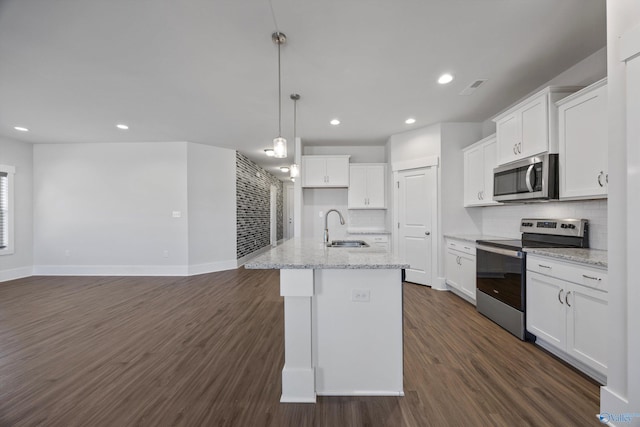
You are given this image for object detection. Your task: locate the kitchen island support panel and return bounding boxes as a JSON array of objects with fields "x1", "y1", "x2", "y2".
[{"x1": 280, "y1": 269, "x2": 315, "y2": 403}]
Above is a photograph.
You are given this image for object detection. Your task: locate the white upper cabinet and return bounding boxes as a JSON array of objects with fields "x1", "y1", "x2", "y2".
[
  {"x1": 463, "y1": 134, "x2": 500, "y2": 207},
  {"x1": 348, "y1": 164, "x2": 386, "y2": 209},
  {"x1": 302, "y1": 155, "x2": 350, "y2": 188},
  {"x1": 493, "y1": 86, "x2": 581, "y2": 166},
  {"x1": 557, "y1": 78, "x2": 608, "y2": 200}
]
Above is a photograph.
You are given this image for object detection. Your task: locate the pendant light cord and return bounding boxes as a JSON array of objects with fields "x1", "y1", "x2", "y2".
[
  {"x1": 268, "y1": 0, "x2": 280, "y2": 32},
  {"x1": 278, "y1": 39, "x2": 282, "y2": 137}
]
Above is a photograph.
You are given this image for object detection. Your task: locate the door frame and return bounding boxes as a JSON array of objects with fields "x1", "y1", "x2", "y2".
[{"x1": 391, "y1": 156, "x2": 441, "y2": 289}]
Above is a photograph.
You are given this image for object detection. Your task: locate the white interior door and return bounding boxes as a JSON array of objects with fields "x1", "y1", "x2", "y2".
[
  {"x1": 286, "y1": 184, "x2": 294, "y2": 239},
  {"x1": 270, "y1": 185, "x2": 277, "y2": 246},
  {"x1": 398, "y1": 167, "x2": 434, "y2": 285}
]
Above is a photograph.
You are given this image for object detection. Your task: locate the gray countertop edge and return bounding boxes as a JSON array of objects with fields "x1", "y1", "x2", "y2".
[
  {"x1": 443, "y1": 233, "x2": 511, "y2": 243},
  {"x1": 524, "y1": 248, "x2": 608, "y2": 269},
  {"x1": 244, "y1": 263, "x2": 410, "y2": 270}
]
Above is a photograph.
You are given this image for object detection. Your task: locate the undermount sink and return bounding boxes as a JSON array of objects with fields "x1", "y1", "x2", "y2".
[{"x1": 326, "y1": 240, "x2": 370, "y2": 248}]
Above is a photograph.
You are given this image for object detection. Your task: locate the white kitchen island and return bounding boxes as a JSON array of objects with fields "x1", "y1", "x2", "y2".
[{"x1": 245, "y1": 239, "x2": 409, "y2": 403}]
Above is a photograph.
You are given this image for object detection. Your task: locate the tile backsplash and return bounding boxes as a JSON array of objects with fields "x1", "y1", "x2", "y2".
[
  {"x1": 481, "y1": 199, "x2": 607, "y2": 249},
  {"x1": 348, "y1": 209, "x2": 387, "y2": 231}
]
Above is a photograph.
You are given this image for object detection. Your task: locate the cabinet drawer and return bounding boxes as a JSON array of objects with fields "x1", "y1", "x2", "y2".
[
  {"x1": 369, "y1": 235, "x2": 389, "y2": 243},
  {"x1": 527, "y1": 255, "x2": 607, "y2": 292},
  {"x1": 446, "y1": 240, "x2": 476, "y2": 256}
]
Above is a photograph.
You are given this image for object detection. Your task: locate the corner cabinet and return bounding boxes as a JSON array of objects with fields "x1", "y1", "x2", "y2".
[
  {"x1": 348, "y1": 164, "x2": 386, "y2": 209},
  {"x1": 557, "y1": 78, "x2": 608, "y2": 200},
  {"x1": 526, "y1": 254, "x2": 608, "y2": 383},
  {"x1": 301, "y1": 155, "x2": 350, "y2": 188},
  {"x1": 444, "y1": 238, "x2": 476, "y2": 303},
  {"x1": 493, "y1": 86, "x2": 581, "y2": 166},
  {"x1": 463, "y1": 134, "x2": 500, "y2": 207}
]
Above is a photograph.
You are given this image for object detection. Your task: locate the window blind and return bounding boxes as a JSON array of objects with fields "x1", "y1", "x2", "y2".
[{"x1": 0, "y1": 171, "x2": 7, "y2": 249}]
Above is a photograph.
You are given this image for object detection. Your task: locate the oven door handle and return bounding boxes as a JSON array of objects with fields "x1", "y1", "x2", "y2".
[
  {"x1": 476, "y1": 244, "x2": 523, "y2": 259},
  {"x1": 525, "y1": 164, "x2": 535, "y2": 192}
]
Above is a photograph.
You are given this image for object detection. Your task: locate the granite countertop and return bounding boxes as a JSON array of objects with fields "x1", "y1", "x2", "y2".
[
  {"x1": 245, "y1": 238, "x2": 409, "y2": 270},
  {"x1": 443, "y1": 234, "x2": 511, "y2": 243},
  {"x1": 524, "y1": 248, "x2": 608, "y2": 268}
]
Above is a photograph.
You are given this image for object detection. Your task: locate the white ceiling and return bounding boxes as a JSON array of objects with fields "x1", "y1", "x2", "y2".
[{"x1": 0, "y1": 0, "x2": 606, "y2": 178}]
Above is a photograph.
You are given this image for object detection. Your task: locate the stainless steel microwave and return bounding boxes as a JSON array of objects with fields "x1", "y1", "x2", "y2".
[{"x1": 493, "y1": 154, "x2": 559, "y2": 202}]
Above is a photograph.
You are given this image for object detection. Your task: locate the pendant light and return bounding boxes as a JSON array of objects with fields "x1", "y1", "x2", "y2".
[
  {"x1": 289, "y1": 93, "x2": 300, "y2": 178},
  {"x1": 272, "y1": 32, "x2": 287, "y2": 158}
]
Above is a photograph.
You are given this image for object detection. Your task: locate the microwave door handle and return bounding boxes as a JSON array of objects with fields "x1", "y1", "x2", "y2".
[{"x1": 525, "y1": 164, "x2": 535, "y2": 192}]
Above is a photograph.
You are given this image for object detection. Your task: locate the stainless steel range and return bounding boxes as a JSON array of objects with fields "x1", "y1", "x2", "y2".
[{"x1": 475, "y1": 219, "x2": 589, "y2": 340}]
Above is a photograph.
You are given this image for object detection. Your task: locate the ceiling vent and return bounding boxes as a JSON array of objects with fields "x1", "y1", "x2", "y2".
[{"x1": 459, "y1": 79, "x2": 487, "y2": 96}]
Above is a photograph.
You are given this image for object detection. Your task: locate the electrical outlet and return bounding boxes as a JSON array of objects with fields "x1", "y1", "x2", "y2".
[
  {"x1": 319, "y1": 211, "x2": 324, "y2": 218},
  {"x1": 351, "y1": 289, "x2": 370, "y2": 302},
  {"x1": 172, "y1": 211, "x2": 181, "y2": 218}
]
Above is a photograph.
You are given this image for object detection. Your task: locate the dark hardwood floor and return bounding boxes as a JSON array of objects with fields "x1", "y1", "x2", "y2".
[{"x1": 0, "y1": 269, "x2": 600, "y2": 426}]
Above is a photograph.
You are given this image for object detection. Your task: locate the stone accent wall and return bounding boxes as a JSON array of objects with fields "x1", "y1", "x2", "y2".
[{"x1": 236, "y1": 152, "x2": 283, "y2": 259}]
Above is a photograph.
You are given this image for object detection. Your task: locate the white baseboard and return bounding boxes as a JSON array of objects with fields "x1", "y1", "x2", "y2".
[
  {"x1": 431, "y1": 276, "x2": 448, "y2": 291},
  {"x1": 188, "y1": 260, "x2": 237, "y2": 276},
  {"x1": 0, "y1": 266, "x2": 34, "y2": 283},
  {"x1": 33, "y1": 264, "x2": 190, "y2": 276},
  {"x1": 600, "y1": 386, "x2": 632, "y2": 427}
]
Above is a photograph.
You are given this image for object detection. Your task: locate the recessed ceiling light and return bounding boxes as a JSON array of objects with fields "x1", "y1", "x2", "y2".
[
  {"x1": 280, "y1": 167, "x2": 290, "y2": 173},
  {"x1": 116, "y1": 123, "x2": 129, "y2": 130},
  {"x1": 330, "y1": 119, "x2": 340, "y2": 126},
  {"x1": 264, "y1": 148, "x2": 275, "y2": 157},
  {"x1": 405, "y1": 118, "x2": 416, "y2": 125},
  {"x1": 438, "y1": 73, "x2": 454, "y2": 84},
  {"x1": 14, "y1": 126, "x2": 29, "y2": 132}
]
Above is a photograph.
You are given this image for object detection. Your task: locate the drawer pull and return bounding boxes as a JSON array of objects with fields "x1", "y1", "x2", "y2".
[
  {"x1": 565, "y1": 291, "x2": 572, "y2": 307},
  {"x1": 558, "y1": 289, "x2": 564, "y2": 304},
  {"x1": 464, "y1": 246, "x2": 471, "y2": 250},
  {"x1": 539, "y1": 264, "x2": 552, "y2": 269},
  {"x1": 582, "y1": 274, "x2": 602, "y2": 282},
  {"x1": 493, "y1": 289, "x2": 499, "y2": 294}
]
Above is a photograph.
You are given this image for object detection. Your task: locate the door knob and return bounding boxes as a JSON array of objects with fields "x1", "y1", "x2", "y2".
[{"x1": 425, "y1": 231, "x2": 431, "y2": 236}]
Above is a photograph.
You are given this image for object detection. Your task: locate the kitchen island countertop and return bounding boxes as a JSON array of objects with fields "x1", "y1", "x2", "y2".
[
  {"x1": 524, "y1": 247, "x2": 608, "y2": 268},
  {"x1": 244, "y1": 238, "x2": 409, "y2": 270}
]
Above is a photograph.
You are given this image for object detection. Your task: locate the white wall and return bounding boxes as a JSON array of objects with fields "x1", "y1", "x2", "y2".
[
  {"x1": 601, "y1": 0, "x2": 640, "y2": 420},
  {"x1": 388, "y1": 124, "x2": 441, "y2": 164},
  {"x1": 33, "y1": 142, "x2": 190, "y2": 275},
  {"x1": 302, "y1": 188, "x2": 348, "y2": 241},
  {"x1": 480, "y1": 199, "x2": 607, "y2": 249},
  {"x1": 0, "y1": 136, "x2": 33, "y2": 281},
  {"x1": 439, "y1": 123, "x2": 483, "y2": 237},
  {"x1": 187, "y1": 142, "x2": 237, "y2": 274}
]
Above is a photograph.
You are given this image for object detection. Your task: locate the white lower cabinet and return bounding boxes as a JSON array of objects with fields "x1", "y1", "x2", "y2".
[
  {"x1": 444, "y1": 239, "x2": 476, "y2": 303},
  {"x1": 527, "y1": 255, "x2": 607, "y2": 383}
]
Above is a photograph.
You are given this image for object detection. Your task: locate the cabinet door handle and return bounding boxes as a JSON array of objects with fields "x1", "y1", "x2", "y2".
[
  {"x1": 565, "y1": 291, "x2": 571, "y2": 307},
  {"x1": 518, "y1": 142, "x2": 522, "y2": 153},
  {"x1": 597, "y1": 171, "x2": 604, "y2": 187},
  {"x1": 478, "y1": 191, "x2": 481, "y2": 200},
  {"x1": 539, "y1": 264, "x2": 552, "y2": 269},
  {"x1": 457, "y1": 256, "x2": 461, "y2": 265},
  {"x1": 558, "y1": 289, "x2": 564, "y2": 304},
  {"x1": 606, "y1": 173, "x2": 609, "y2": 184},
  {"x1": 513, "y1": 144, "x2": 518, "y2": 155},
  {"x1": 582, "y1": 274, "x2": 602, "y2": 282},
  {"x1": 481, "y1": 191, "x2": 484, "y2": 200}
]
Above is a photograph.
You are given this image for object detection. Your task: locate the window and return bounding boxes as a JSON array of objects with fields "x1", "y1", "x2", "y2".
[{"x1": 0, "y1": 165, "x2": 15, "y2": 255}]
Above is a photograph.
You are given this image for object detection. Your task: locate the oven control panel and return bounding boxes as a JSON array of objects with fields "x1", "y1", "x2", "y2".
[{"x1": 520, "y1": 218, "x2": 587, "y2": 237}]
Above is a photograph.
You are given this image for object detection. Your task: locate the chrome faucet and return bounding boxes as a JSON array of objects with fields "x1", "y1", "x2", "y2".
[{"x1": 324, "y1": 209, "x2": 346, "y2": 243}]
